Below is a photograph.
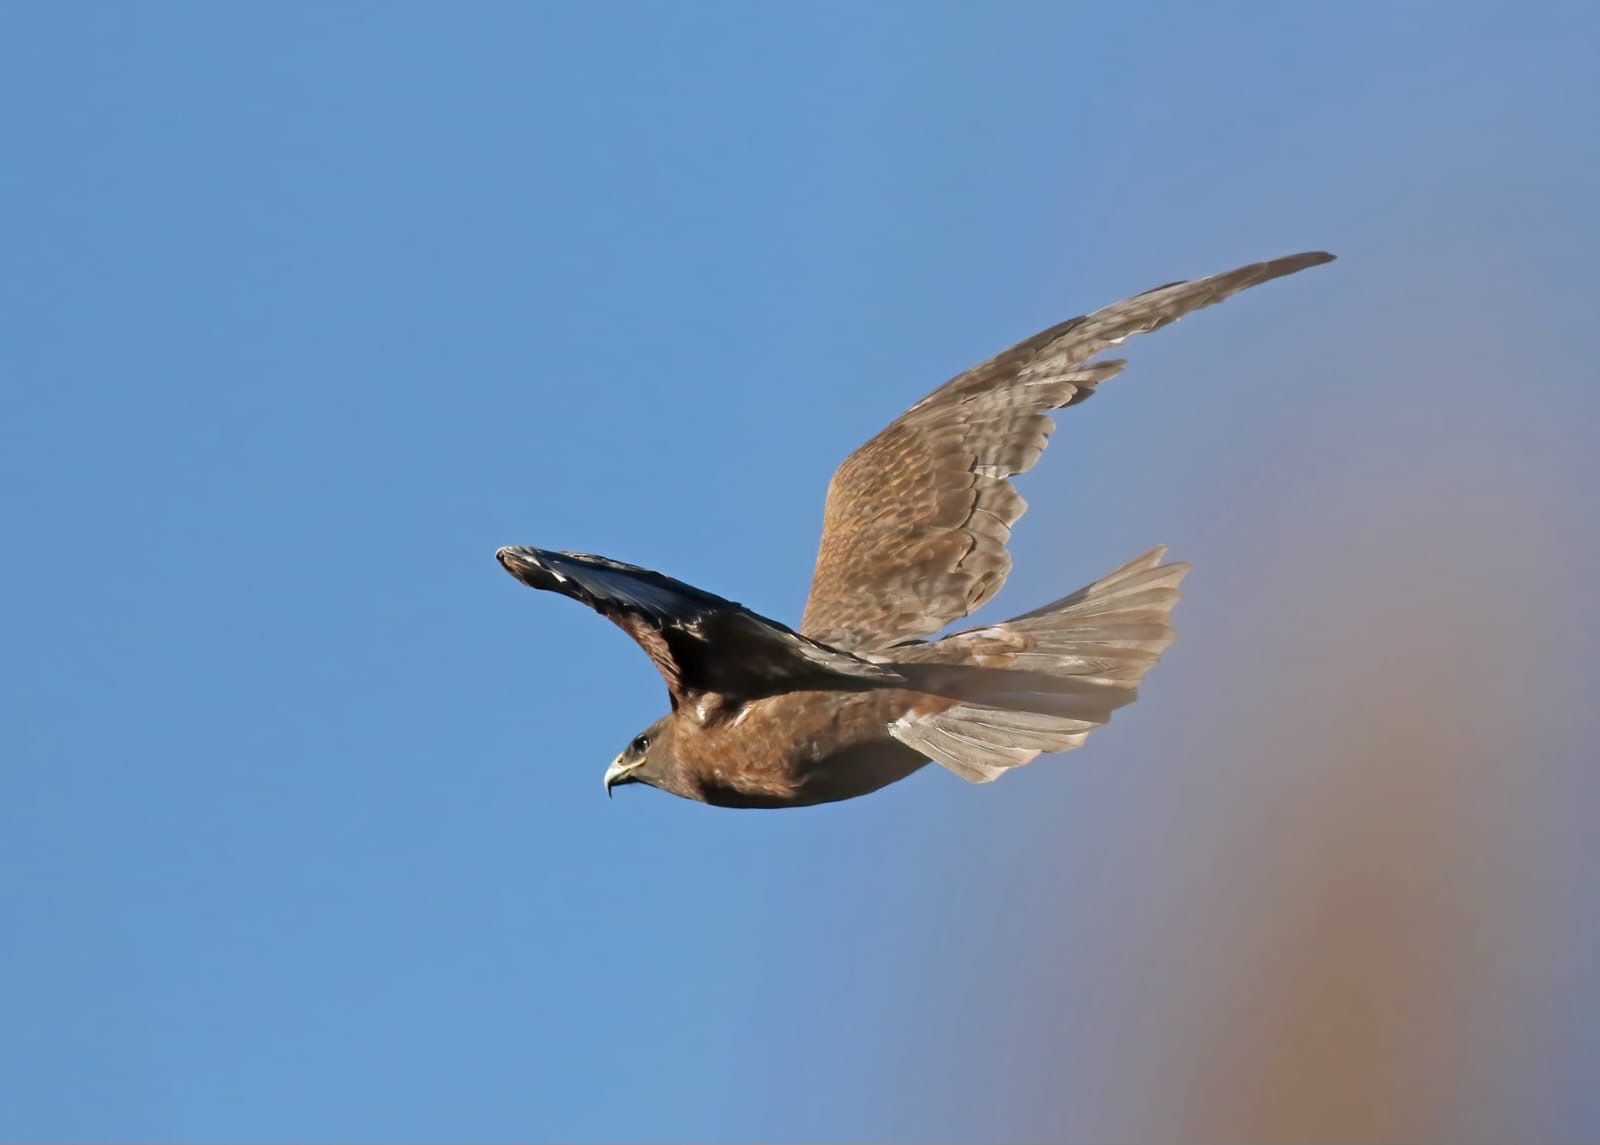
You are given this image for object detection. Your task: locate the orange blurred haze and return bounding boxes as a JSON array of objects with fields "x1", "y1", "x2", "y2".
[{"x1": 893, "y1": 237, "x2": 1598, "y2": 1143}]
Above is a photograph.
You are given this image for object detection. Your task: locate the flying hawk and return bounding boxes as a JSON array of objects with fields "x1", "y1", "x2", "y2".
[{"x1": 498, "y1": 251, "x2": 1334, "y2": 807}]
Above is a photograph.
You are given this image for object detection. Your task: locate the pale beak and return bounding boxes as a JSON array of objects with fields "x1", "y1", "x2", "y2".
[{"x1": 603, "y1": 754, "x2": 643, "y2": 798}]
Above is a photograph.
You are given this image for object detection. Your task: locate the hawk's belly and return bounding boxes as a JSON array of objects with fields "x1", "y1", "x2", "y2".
[{"x1": 685, "y1": 689, "x2": 933, "y2": 808}]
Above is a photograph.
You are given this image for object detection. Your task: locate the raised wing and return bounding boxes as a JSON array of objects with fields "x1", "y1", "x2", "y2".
[
  {"x1": 496, "y1": 546, "x2": 896, "y2": 717},
  {"x1": 800, "y1": 251, "x2": 1334, "y2": 650}
]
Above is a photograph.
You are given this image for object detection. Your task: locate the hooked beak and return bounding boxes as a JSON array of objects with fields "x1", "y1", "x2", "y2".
[{"x1": 603, "y1": 754, "x2": 643, "y2": 798}]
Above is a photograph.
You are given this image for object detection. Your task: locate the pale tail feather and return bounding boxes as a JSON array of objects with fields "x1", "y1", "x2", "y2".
[{"x1": 889, "y1": 546, "x2": 1188, "y2": 782}]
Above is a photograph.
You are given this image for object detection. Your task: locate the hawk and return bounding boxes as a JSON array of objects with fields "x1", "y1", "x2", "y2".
[{"x1": 498, "y1": 251, "x2": 1334, "y2": 807}]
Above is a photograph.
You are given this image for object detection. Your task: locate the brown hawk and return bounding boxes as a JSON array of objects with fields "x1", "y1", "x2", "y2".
[{"x1": 497, "y1": 251, "x2": 1334, "y2": 807}]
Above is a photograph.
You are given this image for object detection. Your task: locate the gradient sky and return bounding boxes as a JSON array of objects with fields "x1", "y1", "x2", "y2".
[{"x1": 3, "y1": 3, "x2": 1597, "y2": 1142}]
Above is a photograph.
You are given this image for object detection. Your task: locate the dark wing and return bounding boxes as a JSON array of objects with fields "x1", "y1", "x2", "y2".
[
  {"x1": 496, "y1": 546, "x2": 896, "y2": 717},
  {"x1": 800, "y1": 251, "x2": 1335, "y2": 650}
]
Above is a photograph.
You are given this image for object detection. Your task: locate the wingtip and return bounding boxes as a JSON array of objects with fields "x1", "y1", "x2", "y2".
[
  {"x1": 1243, "y1": 250, "x2": 1335, "y2": 289},
  {"x1": 496, "y1": 545, "x2": 559, "y2": 588}
]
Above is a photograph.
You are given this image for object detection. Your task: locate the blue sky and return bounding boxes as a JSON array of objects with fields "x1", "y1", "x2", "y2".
[{"x1": 3, "y1": 3, "x2": 1597, "y2": 1141}]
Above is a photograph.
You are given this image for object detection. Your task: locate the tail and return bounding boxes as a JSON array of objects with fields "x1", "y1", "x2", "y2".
[{"x1": 887, "y1": 547, "x2": 1189, "y2": 782}]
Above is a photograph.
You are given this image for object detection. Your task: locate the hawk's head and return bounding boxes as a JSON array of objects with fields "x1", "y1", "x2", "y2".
[{"x1": 603, "y1": 714, "x2": 674, "y2": 798}]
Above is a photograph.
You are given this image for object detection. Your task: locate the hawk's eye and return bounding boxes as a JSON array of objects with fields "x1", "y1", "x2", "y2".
[{"x1": 631, "y1": 734, "x2": 650, "y2": 754}]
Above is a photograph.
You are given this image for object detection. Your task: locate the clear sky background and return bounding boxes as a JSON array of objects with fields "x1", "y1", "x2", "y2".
[{"x1": 3, "y1": 3, "x2": 1597, "y2": 1142}]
